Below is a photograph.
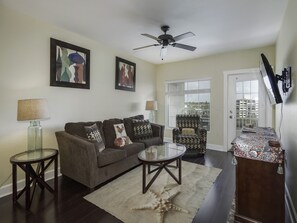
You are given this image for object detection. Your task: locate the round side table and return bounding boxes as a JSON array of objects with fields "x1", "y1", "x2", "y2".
[{"x1": 10, "y1": 148, "x2": 58, "y2": 209}]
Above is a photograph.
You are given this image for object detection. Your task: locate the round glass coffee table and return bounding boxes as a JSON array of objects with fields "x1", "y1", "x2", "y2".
[{"x1": 138, "y1": 143, "x2": 186, "y2": 193}]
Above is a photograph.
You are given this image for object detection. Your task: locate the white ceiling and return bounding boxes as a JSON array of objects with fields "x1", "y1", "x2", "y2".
[{"x1": 1, "y1": 0, "x2": 288, "y2": 64}]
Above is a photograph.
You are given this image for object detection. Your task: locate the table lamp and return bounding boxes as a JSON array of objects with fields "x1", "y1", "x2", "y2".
[
  {"x1": 17, "y1": 99, "x2": 50, "y2": 151},
  {"x1": 145, "y1": 100, "x2": 158, "y2": 123}
]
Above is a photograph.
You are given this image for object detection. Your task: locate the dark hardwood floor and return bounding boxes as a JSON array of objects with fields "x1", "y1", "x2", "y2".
[{"x1": 0, "y1": 150, "x2": 235, "y2": 223}]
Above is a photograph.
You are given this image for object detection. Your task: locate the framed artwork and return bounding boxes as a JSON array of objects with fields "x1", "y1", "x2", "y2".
[
  {"x1": 115, "y1": 57, "x2": 136, "y2": 92},
  {"x1": 50, "y1": 38, "x2": 90, "y2": 89}
]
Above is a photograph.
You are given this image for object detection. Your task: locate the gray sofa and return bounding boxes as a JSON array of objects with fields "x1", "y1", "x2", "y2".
[{"x1": 55, "y1": 115, "x2": 164, "y2": 189}]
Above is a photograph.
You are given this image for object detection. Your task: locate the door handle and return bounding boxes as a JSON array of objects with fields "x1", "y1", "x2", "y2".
[{"x1": 229, "y1": 115, "x2": 233, "y2": 119}]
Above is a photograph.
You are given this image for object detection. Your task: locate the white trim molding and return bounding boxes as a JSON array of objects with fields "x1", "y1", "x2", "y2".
[
  {"x1": 285, "y1": 183, "x2": 297, "y2": 223},
  {"x1": 0, "y1": 168, "x2": 61, "y2": 198},
  {"x1": 207, "y1": 144, "x2": 225, "y2": 152},
  {"x1": 164, "y1": 137, "x2": 225, "y2": 152},
  {"x1": 164, "y1": 137, "x2": 223, "y2": 152},
  {"x1": 222, "y1": 68, "x2": 272, "y2": 150},
  {"x1": 223, "y1": 68, "x2": 259, "y2": 151}
]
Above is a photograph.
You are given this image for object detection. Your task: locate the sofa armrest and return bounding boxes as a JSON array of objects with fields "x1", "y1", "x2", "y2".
[
  {"x1": 198, "y1": 128, "x2": 207, "y2": 144},
  {"x1": 151, "y1": 123, "x2": 165, "y2": 143},
  {"x1": 55, "y1": 131, "x2": 98, "y2": 188},
  {"x1": 172, "y1": 127, "x2": 181, "y2": 142}
]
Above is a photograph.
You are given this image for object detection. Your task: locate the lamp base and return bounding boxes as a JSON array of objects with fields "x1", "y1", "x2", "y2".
[
  {"x1": 149, "y1": 111, "x2": 156, "y2": 123},
  {"x1": 28, "y1": 120, "x2": 42, "y2": 151}
]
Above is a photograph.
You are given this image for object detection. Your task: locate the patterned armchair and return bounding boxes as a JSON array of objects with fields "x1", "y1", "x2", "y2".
[{"x1": 172, "y1": 114, "x2": 207, "y2": 156}]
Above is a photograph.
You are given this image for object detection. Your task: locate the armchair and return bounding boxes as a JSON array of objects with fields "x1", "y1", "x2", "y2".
[{"x1": 172, "y1": 114, "x2": 207, "y2": 156}]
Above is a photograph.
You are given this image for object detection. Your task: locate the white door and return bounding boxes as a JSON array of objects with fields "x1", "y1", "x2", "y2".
[{"x1": 226, "y1": 70, "x2": 269, "y2": 148}]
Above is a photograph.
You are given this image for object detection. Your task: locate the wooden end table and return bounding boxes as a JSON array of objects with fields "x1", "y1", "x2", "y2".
[
  {"x1": 10, "y1": 148, "x2": 58, "y2": 209},
  {"x1": 138, "y1": 143, "x2": 186, "y2": 193}
]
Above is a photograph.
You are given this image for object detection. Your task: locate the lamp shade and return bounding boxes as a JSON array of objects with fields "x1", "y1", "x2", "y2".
[
  {"x1": 17, "y1": 99, "x2": 50, "y2": 121},
  {"x1": 145, "y1": 100, "x2": 158, "y2": 111}
]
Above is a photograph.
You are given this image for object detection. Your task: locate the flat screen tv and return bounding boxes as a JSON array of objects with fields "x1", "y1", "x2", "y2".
[{"x1": 260, "y1": 53, "x2": 282, "y2": 104}]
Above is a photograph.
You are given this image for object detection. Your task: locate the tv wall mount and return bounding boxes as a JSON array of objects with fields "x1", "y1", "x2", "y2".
[{"x1": 276, "y1": 67, "x2": 292, "y2": 93}]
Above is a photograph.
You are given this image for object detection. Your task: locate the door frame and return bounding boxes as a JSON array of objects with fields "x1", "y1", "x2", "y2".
[{"x1": 223, "y1": 68, "x2": 272, "y2": 151}]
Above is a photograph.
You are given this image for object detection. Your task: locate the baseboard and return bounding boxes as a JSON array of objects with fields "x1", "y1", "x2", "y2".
[
  {"x1": 285, "y1": 183, "x2": 297, "y2": 223},
  {"x1": 207, "y1": 144, "x2": 225, "y2": 152},
  {"x1": 163, "y1": 139, "x2": 225, "y2": 153},
  {"x1": 0, "y1": 168, "x2": 61, "y2": 198},
  {"x1": 234, "y1": 213, "x2": 261, "y2": 223}
]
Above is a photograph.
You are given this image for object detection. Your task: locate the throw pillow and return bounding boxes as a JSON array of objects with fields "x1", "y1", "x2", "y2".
[
  {"x1": 114, "y1": 136, "x2": 132, "y2": 147},
  {"x1": 84, "y1": 123, "x2": 105, "y2": 152},
  {"x1": 132, "y1": 119, "x2": 153, "y2": 140},
  {"x1": 181, "y1": 128, "x2": 196, "y2": 135},
  {"x1": 114, "y1": 123, "x2": 128, "y2": 138}
]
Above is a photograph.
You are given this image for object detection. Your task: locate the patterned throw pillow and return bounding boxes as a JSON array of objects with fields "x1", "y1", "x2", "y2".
[
  {"x1": 114, "y1": 136, "x2": 132, "y2": 147},
  {"x1": 84, "y1": 124, "x2": 105, "y2": 152},
  {"x1": 113, "y1": 123, "x2": 128, "y2": 138},
  {"x1": 132, "y1": 119, "x2": 153, "y2": 140},
  {"x1": 181, "y1": 128, "x2": 196, "y2": 135}
]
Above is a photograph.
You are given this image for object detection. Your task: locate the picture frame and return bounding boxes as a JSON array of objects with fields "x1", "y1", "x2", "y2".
[
  {"x1": 50, "y1": 38, "x2": 90, "y2": 89},
  {"x1": 115, "y1": 57, "x2": 136, "y2": 92}
]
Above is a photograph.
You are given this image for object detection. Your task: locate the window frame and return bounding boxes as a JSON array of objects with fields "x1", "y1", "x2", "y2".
[{"x1": 165, "y1": 78, "x2": 211, "y2": 130}]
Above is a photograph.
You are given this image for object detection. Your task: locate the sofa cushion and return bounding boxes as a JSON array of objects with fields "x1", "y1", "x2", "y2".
[
  {"x1": 135, "y1": 137, "x2": 162, "y2": 148},
  {"x1": 132, "y1": 119, "x2": 153, "y2": 140},
  {"x1": 65, "y1": 121, "x2": 105, "y2": 143},
  {"x1": 84, "y1": 124, "x2": 105, "y2": 153},
  {"x1": 123, "y1": 115, "x2": 144, "y2": 140},
  {"x1": 103, "y1": 119, "x2": 123, "y2": 147},
  {"x1": 97, "y1": 148, "x2": 126, "y2": 167},
  {"x1": 121, "y1": 142, "x2": 145, "y2": 157}
]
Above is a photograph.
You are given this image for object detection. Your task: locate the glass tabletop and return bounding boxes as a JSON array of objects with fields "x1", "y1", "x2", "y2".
[
  {"x1": 10, "y1": 148, "x2": 58, "y2": 164},
  {"x1": 138, "y1": 143, "x2": 186, "y2": 162}
]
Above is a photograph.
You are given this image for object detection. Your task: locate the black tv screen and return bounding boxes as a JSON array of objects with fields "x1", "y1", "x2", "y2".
[{"x1": 260, "y1": 53, "x2": 282, "y2": 104}]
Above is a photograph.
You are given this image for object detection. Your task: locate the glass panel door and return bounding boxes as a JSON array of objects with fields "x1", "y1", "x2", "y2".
[
  {"x1": 227, "y1": 70, "x2": 268, "y2": 148},
  {"x1": 236, "y1": 79, "x2": 259, "y2": 131}
]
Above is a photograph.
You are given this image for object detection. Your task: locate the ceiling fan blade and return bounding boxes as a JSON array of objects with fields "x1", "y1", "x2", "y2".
[
  {"x1": 141, "y1": 33, "x2": 160, "y2": 41},
  {"x1": 133, "y1": 44, "x2": 160, "y2": 50},
  {"x1": 171, "y1": 43, "x2": 196, "y2": 51},
  {"x1": 173, "y1": 32, "x2": 195, "y2": 42}
]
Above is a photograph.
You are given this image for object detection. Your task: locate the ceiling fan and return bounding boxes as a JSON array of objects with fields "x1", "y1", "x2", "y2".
[{"x1": 133, "y1": 25, "x2": 196, "y2": 60}]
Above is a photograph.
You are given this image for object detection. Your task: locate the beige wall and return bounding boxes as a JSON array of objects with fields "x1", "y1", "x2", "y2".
[
  {"x1": 0, "y1": 7, "x2": 156, "y2": 188},
  {"x1": 276, "y1": 0, "x2": 297, "y2": 217},
  {"x1": 156, "y1": 46, "x2": 275, "y2": 147}
]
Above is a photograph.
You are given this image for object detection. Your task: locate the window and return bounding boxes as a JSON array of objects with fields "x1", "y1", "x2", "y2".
[
  {"x1": 235, "y1": 79, "x2": 259, "y2": 130},
  {"x1": 165, "y1": 79, "x2": 211, "y2": 130}
]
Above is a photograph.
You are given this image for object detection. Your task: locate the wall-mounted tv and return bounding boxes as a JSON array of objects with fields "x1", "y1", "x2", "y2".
[{"x1": 260, "y1": 53, "x2": 282, "y2": 104}]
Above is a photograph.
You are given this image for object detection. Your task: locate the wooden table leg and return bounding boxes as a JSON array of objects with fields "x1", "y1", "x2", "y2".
[
  {"x1": 25, "y1": 164, "x2": 31, "y2": 209},
  {"x1": 40, "y1": 161, "x2": 45, "y2": 190},
  {"x1": 142, "y1": 164, "x2": 146, "y2": 194},
  {"x1": 12, "y1": 164, "x2": 17, "y2": 204},
  {"x1": 178, "y1": 157, "x2": 182, "y2": 184},
  {"x1": 54, "y1": 155, "x2": 58, "y2": 193}
]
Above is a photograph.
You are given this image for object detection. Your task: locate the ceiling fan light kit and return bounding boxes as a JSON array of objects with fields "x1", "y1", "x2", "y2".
[
  {"x1": 160, "y1": 46, "x2": 167, "y2": 60},
  {"x1": 133, "y1": 25, "x2": 196, "y2": 60}
]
